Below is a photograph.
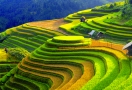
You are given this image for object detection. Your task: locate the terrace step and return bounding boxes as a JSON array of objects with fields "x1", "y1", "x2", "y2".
[
  {"x1": 29, "y1": 35, "x2": 49, "y2": 44},
  {"x1": 24, "y1": 56, "x2": 94, "y2": 90},
  {"x1": 111, "y1": 61, "x2": 132, "y2": 90},
  {"x1": 13, "y1": 75, "x2": 40, "y2": 90},
  {"x1": 104, "y1": 60, "x2": 131, "y2": 89},
  {"x1": 7, "y1": 76, "x2": 29, "y2": 90},
  {"x1": 21, "y1": 57, "x2": 73, "y2": 89},
  {"x1": 106, "y1": 30, "x2": 132, "y2": 39},
  {"x1": 3, "y1": 78, "x2": 22, "y2": 90},
  {"x1": 31, "y1": 44, "x2": 119, "y2": 88},
  {"x1": 14, "y1": 74, "x2": 49, "y2": 90},
  {"x1": 5, "y1": 37, "x2": 37, "y2": 52},
  {"x1": 27, "y1": 55, "x2": 85, "y2": 89},
  {"x1": 22, "y1": 24, "x2": 64, "y2": 36},
  {"x1": 0, "y1": 64, "x2": 17, "y2": 78},
  {"x1": 11, "y1": 28, "x2": 34, "y2": 38},
  {"x1": 10, "y1": 36, "x2": 41, "y2": 47},
  {"x1": 44, "y1": 36, "x2": 91, "y2": 48},
  {"x1": 85, "y1": 20, "x2": 132, "y2": 40},
  {"x1": 93, "y1": 20, "x2": 132, "y2": 31},
  {"x1": 33, "y1": 40, "x2": 126, "y2": 89},
  {"x1": 16, "y1": 27, "x2": 53, "y2": 38},
  {"x1": 0, "y1": 43, "x2": 8, "y2": 48},
  {"x1": 18, "y1": 63, "x2": 63, "y2": 90},
  {"x1": 2, "y1": 40, "x2": 17, "y2": 48},
  {"x1": 35, "y1": 48, "x2": 119, "y2": 89},
  {"x1": 30, "y1": 48, "x2": 106, "y2": 89},
  {"x1": 65, "y1": 9, "x2": 109, "y2": 22},
  {"x1": 12, "y1": 31, "x2": 34, "y2": 37},
  {"x1": 92, "y1": 20, "x2": 132, "y2": 35}
]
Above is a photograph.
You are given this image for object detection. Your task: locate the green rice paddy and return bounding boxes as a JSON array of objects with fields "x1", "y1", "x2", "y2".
[{"x1": 0, "y1": 1, "x2": 132, "y2": 90}]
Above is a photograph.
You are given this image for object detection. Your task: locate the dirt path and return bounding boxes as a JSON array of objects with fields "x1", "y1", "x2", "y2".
[
  {"x1": 91, "y1": 40, "x2": 127, "y2": 54},
  {"x1": 28, "y1": 18, "x2": 69, "y2": 35}
]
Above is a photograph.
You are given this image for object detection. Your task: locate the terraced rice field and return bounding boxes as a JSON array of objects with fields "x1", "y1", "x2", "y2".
[
  {"x1": 0, "y1": 36, "x2": 130, "y2": 90},
  {"x1": 70, "y1": 13, "x2": 132, "y2": 42},
  {"x1": 0, "y1": 49, "x2": 18, "y2": 79},
  {"x1": 0, "y1": 2, "x2": 132, "y2": 90}
]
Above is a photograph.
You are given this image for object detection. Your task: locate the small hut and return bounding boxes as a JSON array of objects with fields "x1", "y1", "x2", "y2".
[
  {"x1": 80, "y1": 16, "x2": 86, "y2": 22},
  {"x1": 88, "y1": 30, "x2": 95, "y2": 36},
  {"x1": 96, "y1": 32, "x2": 104, "y2": 39},
  {"x1": 123, "y1": 41, "x2": 132, "y2": 56}
]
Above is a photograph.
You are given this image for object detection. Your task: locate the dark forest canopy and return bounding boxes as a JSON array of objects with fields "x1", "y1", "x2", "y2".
[{"x1": 0, "y1": 0, "x2": 120, "y2": 32}]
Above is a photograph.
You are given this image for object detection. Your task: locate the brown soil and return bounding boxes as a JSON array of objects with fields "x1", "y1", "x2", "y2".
[
  {"x1": 91, "y1": 40, "x2": 127, "y2": 54},
  {"x1": 28, "y1": 18, "x2": 67, "y2": 30},
  {"x1": 28, "y1": 18, "x2": 68, "y2": 34}
]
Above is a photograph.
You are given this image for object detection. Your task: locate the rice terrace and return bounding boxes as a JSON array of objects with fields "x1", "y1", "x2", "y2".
[{"x1": 1, "y1": 1, "x2": 132, "y2": 90}]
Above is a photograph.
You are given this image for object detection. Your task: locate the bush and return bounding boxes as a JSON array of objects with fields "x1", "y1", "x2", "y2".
[
  {"x1": 73, "y1": 24, "x2": 92, "y2": 34},
  {"x1": 7, "y1": 48, "x2": 30, "y2": 61},
  {"x1": 120, "y1": 4, "x2": 132, "y2": 19},
  {"x1": 0, "y1": 32, "x2": 7, "y2": 41}
]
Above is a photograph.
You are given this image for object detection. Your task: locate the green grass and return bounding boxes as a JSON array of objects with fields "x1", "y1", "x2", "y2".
[
  {"x1": 23, "y1": 24, "x2": 64, "y2": 36},
  {"x1": 10, "y1": 36, "x2": 41, "y2": 47},
  {"x1": 34, "y1": 47, "x2": 120, "y2": 90},
  {"x1": 6, "y1": 77, "x2": 29, "y2": 90},
  {"x1": 52, "y1": 36, "x2": 85, "y2": 43},
  {"x1": 30, "y1": 40, "x2": 122, "y2": 89},
  {"x1": 14, "y1": 74, "x2": 50, "y2": 90},
  {"x1": 46, "y1": 39, "x2": 90, "y2": 47},
  {"x1": 21, "y1": 57, "x2": 74, "y2": 89},
  {"x1": 2, "y1": 40, "x2": 17, "y2": 48},
  {"x1": 92, "y1": 20, "x2": 132, "y2": 33},
  {"x1": 64, "y1": 6, "x2": 132, "y2": 43},
  {"x1": 0, "y1": 22, "x2": 66, "y2": 53},
  {"x1": 23, "y1": 57, "x2": 73, "y2": 77},
  {"x1": 29, "y1": 35, "x2": 49, "y2": 44},
  {"x1": 6, "y1": 38, "x2": 36, "y2": 52},
  {"x1": 0, "y1": 64, "x2": 16, "y2": 78},
  {"x1": 45, "y1": 36, "x2": 91, "y2": 47},
  {"x1": 29, "y1": 36, "x2": 128, "y2": 89},
  {"x1": 1, "y1": 34, "x2": 127, "y2": 90},
  {"x1": 104, "y1": 60, "x2": 131, "y2": 89},
  {"x1": 0, "y1": 49, "x2": 8, "y2": 61},
  {"x1": 81, "y1": 56, "x2": 106, "y2": 90},
  {"x1": 17, "y1": 64, "x2": 53, "y2": 87},
  {"x1": 111, "y1": 61, "x2": 132, "y2": 90},
  {"x1": 1, "y1": 1, "x2": 132, "y2": 90}
]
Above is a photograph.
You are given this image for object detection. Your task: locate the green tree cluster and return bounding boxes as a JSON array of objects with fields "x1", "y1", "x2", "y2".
[
  {"x1": 125, "y1": 0, "x2": 132, "y2": 4},
  {"x1": 7, "y1": 48, "x2": 30, "y2": 61}
]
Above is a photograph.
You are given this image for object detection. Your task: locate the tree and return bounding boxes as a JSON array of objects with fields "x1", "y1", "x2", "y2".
[
  {"x1": 7, "y1": 48, "x2": 30, "y2": 61},
  {"x1": 126, "y1": 0, "x2": 132, "y2": 4}
]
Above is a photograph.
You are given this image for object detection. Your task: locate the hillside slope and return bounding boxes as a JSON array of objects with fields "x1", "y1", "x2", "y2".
[
  {"x1": 1, "y1": 1, "x2": 132, "y2": 90},
  {"x1": 0, "y1": 0, "x2": 120, "y2": 32}
]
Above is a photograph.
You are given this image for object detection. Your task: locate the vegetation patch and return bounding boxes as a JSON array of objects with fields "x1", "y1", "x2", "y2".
[
  {"x1": 53, "y1": 36, "x2": 84, "y2": 43},
  {"x1": 1, "y1": 1, "x2": 132, "y2": 90},
  {"x1": 7, "y1": 48, "x2": 30, "y2": 61},
  {"x1": 0, "y1": 49, "x2": 8, "y2": 62}
]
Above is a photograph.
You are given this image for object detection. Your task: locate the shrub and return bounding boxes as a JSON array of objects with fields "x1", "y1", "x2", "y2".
[
  {"x1": 7, "y1": 48, "x2": 30, "y2": 61},
  {"x1": 120, "y1": 4, "x2": 132, "y2": 19},
  {"x1": 73, "y1": 24, "x2": 92, "y2": 34},
  {"x1": 0, "y1": 32, "x2": 8, "y2": 42}
]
